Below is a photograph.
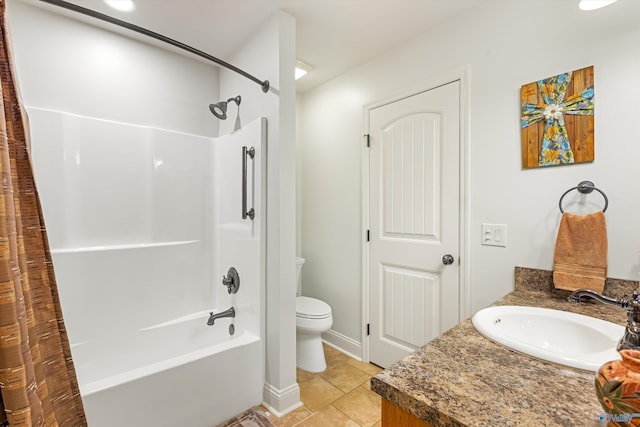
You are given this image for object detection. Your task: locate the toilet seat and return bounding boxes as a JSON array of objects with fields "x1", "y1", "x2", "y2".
[{"x1": 296, "y1": 296, "x2": 332, "y2": 319}]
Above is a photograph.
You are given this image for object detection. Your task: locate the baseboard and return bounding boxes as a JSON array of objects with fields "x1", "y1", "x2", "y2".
[
  {"x1": 322, "y1": 328, "x2": 363, "y2": 361},
  {"x1": 262, "y1": 382, "x2": 302, "y2": 418}
]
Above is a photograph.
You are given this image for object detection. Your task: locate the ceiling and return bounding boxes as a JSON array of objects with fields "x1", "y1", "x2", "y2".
[{"x1": 32, "y1": 0, "x2": 483, "y2": 93}]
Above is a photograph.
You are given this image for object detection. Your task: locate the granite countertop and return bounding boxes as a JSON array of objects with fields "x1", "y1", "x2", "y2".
[{"x1": 370, "y1": 274, "x2": 633, "y2": 427}]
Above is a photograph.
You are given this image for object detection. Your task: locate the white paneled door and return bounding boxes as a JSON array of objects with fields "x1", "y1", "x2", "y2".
[{"x1": 368, "y1": 81, "x2": 460, "y2": 368}]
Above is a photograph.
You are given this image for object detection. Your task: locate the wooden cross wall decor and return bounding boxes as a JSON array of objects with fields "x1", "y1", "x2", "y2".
[{"x1": 520, "y1": 66, "x2": 595, "y2": 169}]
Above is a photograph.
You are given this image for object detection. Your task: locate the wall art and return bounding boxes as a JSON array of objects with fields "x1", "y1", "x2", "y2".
[{"x1": 520, "y1": 66, "x2": 594, "y2": 168}]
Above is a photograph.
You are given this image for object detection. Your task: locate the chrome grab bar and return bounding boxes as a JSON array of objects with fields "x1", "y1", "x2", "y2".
[{"x1": 242, "y1": 146, "x2": 255, "y2": 220}]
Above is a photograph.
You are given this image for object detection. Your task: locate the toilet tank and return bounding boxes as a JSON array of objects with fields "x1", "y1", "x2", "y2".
[{"x1": 296, "y1": 257, "x2": 305, "y2": 296}]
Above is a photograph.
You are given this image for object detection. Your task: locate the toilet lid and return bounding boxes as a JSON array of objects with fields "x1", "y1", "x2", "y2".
[{"x1": 296, "y1": 296, "x2": 332, "y2": 319}]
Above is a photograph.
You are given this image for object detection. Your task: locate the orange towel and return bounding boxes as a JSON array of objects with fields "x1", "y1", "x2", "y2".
[{"x1": 553, "y1": 211, "x2": 607, "y2": 292}]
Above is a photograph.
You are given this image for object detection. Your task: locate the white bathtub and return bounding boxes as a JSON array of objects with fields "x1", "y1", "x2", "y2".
[{"x1": 77, "y1": 313, "x2": 263, "y2": 427}]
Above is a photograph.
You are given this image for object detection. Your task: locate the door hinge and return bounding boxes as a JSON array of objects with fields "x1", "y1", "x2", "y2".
[
  {"x1": 364, "y1": 133, "x2": 370, "y2": 147},
  {"x1": 366, "y1": 230, "x2": 370, "y2": 242},
  {"x1": 367, "y1": 323, "x2": 370, "y2": 336}
]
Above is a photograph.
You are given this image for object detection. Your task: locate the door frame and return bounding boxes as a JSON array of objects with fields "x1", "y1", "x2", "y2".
[{"x1": 361, "y1": 66, "x2": 471, "y2": 363}]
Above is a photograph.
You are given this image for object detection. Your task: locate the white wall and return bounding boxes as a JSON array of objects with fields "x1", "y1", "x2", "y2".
[
  {"x1": 7, "y1": 0, "x2": 218, "y2": 136},
  {"x1": 299, "y1": 0, "x2": 640, "y2": 354},
  {"x1": 219, "y1": 11, "x2": 300, "y2": 416}
]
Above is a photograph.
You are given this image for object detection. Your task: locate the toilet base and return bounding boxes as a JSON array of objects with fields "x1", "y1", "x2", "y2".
[{"x1": 296, "y1": 331, "x2": 327, "y2": 373}]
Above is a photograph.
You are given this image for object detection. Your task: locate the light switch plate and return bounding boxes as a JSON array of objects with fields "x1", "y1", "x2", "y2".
[{"x1": 481, "y1": 223, "x2": 507, "y2": 247}]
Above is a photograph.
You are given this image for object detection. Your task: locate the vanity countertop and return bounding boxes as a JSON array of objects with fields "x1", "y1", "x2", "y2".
[{"x1": 370, "y1": 282, "x2": 629, "y2": 426}]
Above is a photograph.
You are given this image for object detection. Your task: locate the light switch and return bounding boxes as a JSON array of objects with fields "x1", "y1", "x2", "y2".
[{"x1": 481, "y1": 223, "x2": 507, "y2": 247}]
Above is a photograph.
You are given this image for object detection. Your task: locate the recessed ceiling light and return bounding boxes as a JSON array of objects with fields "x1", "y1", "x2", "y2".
[
  {"x1": 578, "y1": 0, "x2": 617, "y2": 11},
  {"x1": 103, "y1": 0, "x2": 136, "y2": 12},
  {"x1": 295, "y1": 60, "x2": 313, "y2": 80}
]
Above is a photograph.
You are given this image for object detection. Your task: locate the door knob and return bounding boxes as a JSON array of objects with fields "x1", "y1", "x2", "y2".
[{"x1": 442, "y1": 254, "x2": 455, "y2": 265}]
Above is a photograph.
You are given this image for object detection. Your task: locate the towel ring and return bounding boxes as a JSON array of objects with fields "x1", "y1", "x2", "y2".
[{"x1": 559, "y1": 180, "x2": 608, "y2": 213}]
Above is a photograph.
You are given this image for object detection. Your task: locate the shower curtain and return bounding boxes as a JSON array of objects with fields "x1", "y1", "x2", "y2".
[{"x1": 0, "y1": 1, "x2": 87, "y2": 425}]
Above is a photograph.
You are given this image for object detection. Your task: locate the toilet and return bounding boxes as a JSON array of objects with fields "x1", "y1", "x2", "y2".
[{"x1": 296, "y1": 257, "x2": 333, "y2": 372}]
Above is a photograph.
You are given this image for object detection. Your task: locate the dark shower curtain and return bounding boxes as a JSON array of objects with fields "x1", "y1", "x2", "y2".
[{"x1": 0, "y1": 1, "x2": 87, "y2": 425}]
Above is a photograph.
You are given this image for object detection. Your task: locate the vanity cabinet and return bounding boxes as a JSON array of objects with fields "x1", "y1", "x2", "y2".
[{"x1": 382, "y1": 399, "x2": 432, "y2": 427}]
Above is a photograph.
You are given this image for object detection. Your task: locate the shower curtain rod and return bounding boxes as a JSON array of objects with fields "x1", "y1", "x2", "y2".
[{"x1": 37, "y1": 0, "x2": 270, "y2": 93}]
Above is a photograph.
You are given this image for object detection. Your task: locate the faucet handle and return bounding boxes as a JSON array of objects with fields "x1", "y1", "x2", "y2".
[
  {"x1": 567, "y1": 289, "x2": 623, "y2": 307},
  {"x1": 221, "y1": 267, "x2": 240, "y2": 294}
]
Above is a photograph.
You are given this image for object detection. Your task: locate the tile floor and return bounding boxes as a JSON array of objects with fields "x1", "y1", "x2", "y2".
[{"x1": 262, "y1": 344, "x2": 383, "y2": 427}]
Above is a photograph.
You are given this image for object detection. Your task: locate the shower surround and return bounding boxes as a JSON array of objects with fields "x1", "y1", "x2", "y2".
[{"x1": 28, "y1": 107, "x2": 266, "y2": 427}]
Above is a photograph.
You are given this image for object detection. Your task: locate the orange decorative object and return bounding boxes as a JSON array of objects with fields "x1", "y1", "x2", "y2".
[{"x1": 596, "y1": 349, "x2": 640, "y2": 426}]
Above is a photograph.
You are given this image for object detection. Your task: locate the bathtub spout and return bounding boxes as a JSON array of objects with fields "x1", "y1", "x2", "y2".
[{"x1": 207, "y1": 307, "x2": 235, "y2": 326}]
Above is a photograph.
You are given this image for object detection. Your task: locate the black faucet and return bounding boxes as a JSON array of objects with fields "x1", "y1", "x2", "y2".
[
  {"x1": 568, "y1": 289, "x2": 640, "y2": 351},
  {"x1": 207, "y1": 307, "x2": 235, "y2": 326}
]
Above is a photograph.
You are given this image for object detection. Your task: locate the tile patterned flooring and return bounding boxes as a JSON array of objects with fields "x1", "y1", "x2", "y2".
[{"x1": 262, "y1": 344, "x2": 383, "y2": 427}]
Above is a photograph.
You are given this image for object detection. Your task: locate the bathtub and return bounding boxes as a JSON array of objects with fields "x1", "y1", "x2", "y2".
[
  {"x1": 77, "y1": 312, "x2": 263, "y2": 427},
  {"x1": 52, "y1": 239, "x2": 265, "y2": 427}
]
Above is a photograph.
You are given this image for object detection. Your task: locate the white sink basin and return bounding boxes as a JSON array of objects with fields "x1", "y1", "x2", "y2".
[{"x1": 472, "y1": 305, "x2": 624, "y2": 371}]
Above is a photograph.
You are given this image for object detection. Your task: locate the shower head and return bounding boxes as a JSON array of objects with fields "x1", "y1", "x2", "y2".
[
  {"x1": 209, "y1": 95, "x2": 241, "y2": 120},
  {"x1": 209, "y1": 102, "x2": 227, "y2": 119}
]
